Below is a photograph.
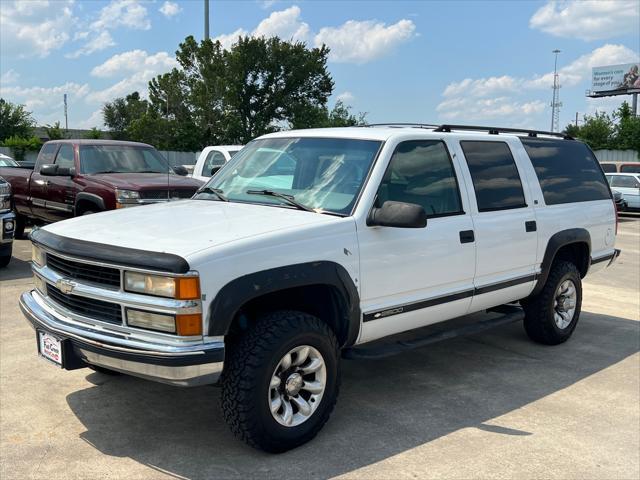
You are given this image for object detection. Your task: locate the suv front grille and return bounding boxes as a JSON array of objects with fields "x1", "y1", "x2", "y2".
[
  {"x1": 140, "y1": 189, "x2": 196, "y2": 200},
  {"x1": 47, "y1": 254, "x2": 121, "y2": 288},
  {"x1": 46, "y1": 284, "x2": 123, "y2": 325}
]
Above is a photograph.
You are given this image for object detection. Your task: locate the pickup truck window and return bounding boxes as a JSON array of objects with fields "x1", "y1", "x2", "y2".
[
  {"x1": 460, "y1": 141, "x2": 527, "y2": 212},
  {"x1": 79, "y1": 145, "x2": 169, "y2": 174},
  {"x1": 377, "y1": 140, "x2": 463, "y2": 217},
  {"x1": 200, "y1": 137, "x2": 381, "y2": 215},
  {"x1": 520, "y1": 137, "x2": 610, "y2": 205},
  {"x1": 54, "y1": 144, "x2": 74, "y2": 169},
  {"x1": 202, "y1": 151, "x2": 226, "y2": 177},
  {"x1": 37, "y1": 143, "x2": 57, "y2": 168},
  {"x1": 610, "y1": 175, "x2": 640, "y2": 188}
]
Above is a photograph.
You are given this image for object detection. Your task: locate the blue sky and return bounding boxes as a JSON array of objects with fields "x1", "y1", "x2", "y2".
[{"x1": 1, "y1": 0, "x2": 638, "y2": 133}]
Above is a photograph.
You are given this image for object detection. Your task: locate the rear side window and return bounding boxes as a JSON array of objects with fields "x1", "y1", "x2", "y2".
[
  {"x1": 376, "y1": 140, "x2": 463, "y2": 217},
  {"x1": 600, "y1": 163, "x2": 617, "y2": 173},
  {"x1": 460, "y1": 141, "x2": 526, "y2": 212},
  {"x1": 620, "y1": 164, "x2": 640, "y2": 173},
  {"x1": 37, "y1": 143, "x2": 57, "y2": 167},
  {"x1": 521, "y1": 138, "x2": 610, "y2": 205}
]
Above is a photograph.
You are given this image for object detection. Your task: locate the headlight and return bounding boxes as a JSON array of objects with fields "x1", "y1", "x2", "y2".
[
  {"x1": 123, "y1": 271, "x2": 200, "y2": 299},
  {"x1": 32, "y1": 245, "x2": 45, "y2": 267},
  {"x1": 0, "y1": 182, "x2": 10, "y2": 196},
  {"x1": 115, "y1": 189, "x2": 140, "y2": 205}
]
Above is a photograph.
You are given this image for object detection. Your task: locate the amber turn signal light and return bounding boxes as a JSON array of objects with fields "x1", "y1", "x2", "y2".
[
  {"x1": 176, "y1": 314, "x2": 202, "y2": 336},
  {"x1": 175, "y1": 277, "x2": 201, "y2": 300}
]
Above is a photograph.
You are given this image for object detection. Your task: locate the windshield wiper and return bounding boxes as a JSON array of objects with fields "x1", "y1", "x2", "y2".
[
  {"x1": 196, "y1": 186, "x2": 228, "y2": 202},
  {"x1": 246, "y1": 189, "x2": 315, "y2": 212},
  {"x1": 93, "y1": 170, "x2": 125, "y2": 174}
]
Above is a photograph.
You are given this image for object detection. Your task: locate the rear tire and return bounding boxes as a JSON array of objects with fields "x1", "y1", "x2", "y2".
[
  {"x1": 522, "y1": 261, "x2": 582, "y2": 345},
  {"x1": 221, "y1": 310, "x2": 340, "y2": 453}
]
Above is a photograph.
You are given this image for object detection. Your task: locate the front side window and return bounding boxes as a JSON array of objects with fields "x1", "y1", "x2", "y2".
[
  {"x1": 202, "y1": 151, "x2": 227, "y2": 177},
  {"x1": 460, "y1": 141, "x2": 527, "y2": 212},
  {"x1": 198, "y1": 137, "x2": 382, "y2": 215},
  {"x1": 611, "y1": 175, "x2": 640, "y2": 188},
  {"x1": 79, "y1": 145, "x2": 170, "y2": 174},
  {"x1": 376, "y1": 140, "x2": 463, "y2": 217},
  {"x1": 37, "y1": 143, "x2": 58, "y2": 167},
  {"x1": 54, "y1": 144, "x2": 75, "y2": 169},
  {"x1": 520, "y1": 137, "x2": 610, "y2": 205}
]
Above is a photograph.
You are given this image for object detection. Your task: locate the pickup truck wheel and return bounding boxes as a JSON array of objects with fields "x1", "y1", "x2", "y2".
[
  {"x1": 522, "y1": 261, "x2": 582, "y2": 345},
  {"x1": 221, "y1": 310, "x2": 340, "y2": 453}
]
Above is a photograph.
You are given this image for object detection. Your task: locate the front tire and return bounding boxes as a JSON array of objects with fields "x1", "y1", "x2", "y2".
[
  {"x1": 221, "y1": 311, "x2": 340, "y2": 453},
  {"x1": 522, "y1": 261, "x2": 582, "y2": 345}
]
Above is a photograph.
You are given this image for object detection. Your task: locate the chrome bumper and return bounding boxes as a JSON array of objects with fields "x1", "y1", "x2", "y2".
[{"x1": 20, "y1": 290, "x2": 225, "y2": 387}]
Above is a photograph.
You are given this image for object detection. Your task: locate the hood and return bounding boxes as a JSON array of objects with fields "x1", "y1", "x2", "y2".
[
  {"x1": 43, "y1": 200, "x2": 341, "y2": 258},
  {"x1": 88, "y1": 173, "x2": 203, "y2": 190}
]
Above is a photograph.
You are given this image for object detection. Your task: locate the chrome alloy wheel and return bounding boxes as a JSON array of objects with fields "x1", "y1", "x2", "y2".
[
  {"x1": 554, "y1": 279, "x2": 577, "y2": 329},
  {"x1": 269, "y1": 345, "x2": 327, "y2": 427}
]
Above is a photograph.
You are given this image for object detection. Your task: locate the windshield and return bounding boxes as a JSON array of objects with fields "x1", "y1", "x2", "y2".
[
  {"x1": 195, "y1": 137, "x2": 381, "y2": 215},
  {"x1": 79, "y1": 145, "x2": 171, "y2": 174}
]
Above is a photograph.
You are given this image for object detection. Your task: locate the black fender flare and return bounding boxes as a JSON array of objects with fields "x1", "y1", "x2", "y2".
[
  {"x1": 531, "y1": 228, "x2": 591, "y2": 296},
  {"x1": 207, "y1": 261, "x2": 361, "y2": 346},
  {"x1": 74, "y1": 192, "x2": 105, "y2": 215}
]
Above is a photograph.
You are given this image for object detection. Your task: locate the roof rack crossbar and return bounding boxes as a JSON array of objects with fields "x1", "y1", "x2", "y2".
[{"x1": 434, "y1": 124, "x2": 574, "y2": 140}]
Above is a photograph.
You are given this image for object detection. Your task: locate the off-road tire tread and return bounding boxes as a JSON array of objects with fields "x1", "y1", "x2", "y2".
[
  {"x1": 220, "y1": 310, "x2": 340, "y2": 452},
  {"x1": 523, "y1": 261, "x2": 581, "y2": 345}
]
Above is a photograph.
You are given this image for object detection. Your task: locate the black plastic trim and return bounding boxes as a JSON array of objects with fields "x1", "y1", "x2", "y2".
[
  {"x1": 75, "y1": 192, "x2": 106, "y2": 213},
  {"x1": 591, "y1": 253, "x2": 615, "y2": 265},
  {"x1": 363, "y1": 274, "x2": 536, "y2": 322},
  {"x1": 530, "y1": 228, "x2": 591, "y2": 297},
  {"x1": 207, "y1": 261, "x2": 361, "y2": 346},
  {"x1": 30, "y1": 229, "x2": 190, "y2": 274}
]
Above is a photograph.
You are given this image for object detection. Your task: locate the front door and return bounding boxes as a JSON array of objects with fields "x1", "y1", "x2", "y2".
[
  {"x1": 358, "y1": 139, "x2": 476, "y2": 344},
  {"x1": 45, "y1": 143, "x2": 76, "y2": 221}
]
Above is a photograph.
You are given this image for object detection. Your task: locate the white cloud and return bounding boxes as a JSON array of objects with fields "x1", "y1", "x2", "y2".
[
  {"x1": 436, "y1": 96, "x2": 546, "y2": 125},
  {"x1": 212, "y1": 5, "x2": 416, "y2": 64},
  {"x1": 66, "y1": 31, "x2": 116, "y2": 58},
  {"x1": 77, "y1": 109, "x2": 106, "y2": 129},
  {"x1": 159, "y1": 1, "x2": 182, "y2": 18},
  {"x1": 91, "y1": 0, "x2": 151, "y2": 31},
  {"x1": 314, "y1": 19, "x2": 416, "y2": 64},
  {"x1": 1, "y1": 69, "x2": 20, "y2": 85},
  {"x1": 0, "y1": 0, "x2": 76, "y2": 58},
  {"x1": 261, "y1": 0, "x2": 277, "y2": 9},
  {"x1": 530, "y1": 0, "x2": 640, "y2": 41},
  {"x1": 443, "y1": 76, "x2": 519, "y2": 98},
  {"x1": 91, "y1": 50, "x2": 178, "y2": 77},
  {"x1": 336, "y1": 91, "x2": 355, "y2": 103}
]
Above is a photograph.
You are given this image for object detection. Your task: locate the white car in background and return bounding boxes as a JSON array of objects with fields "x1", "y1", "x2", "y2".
[
  {"x1": 606, "y1": 173, "x2": 640, "y2": 210},
  {"x1": 191, "y1": 145, "x2": 243, "y2": 182}
]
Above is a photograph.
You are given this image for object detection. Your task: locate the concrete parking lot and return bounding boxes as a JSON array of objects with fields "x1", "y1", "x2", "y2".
[{"x1": 1, "y1": 216, "x2": 638, "y2": 480}]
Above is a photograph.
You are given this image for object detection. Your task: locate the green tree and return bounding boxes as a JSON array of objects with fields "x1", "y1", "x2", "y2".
[
  {"x1": 564, "y1": 111, "x2": 614, "y2": 150},
  {"x1": 0, "y1": 98, "x2": 35, "y2": 142},
  {"x1": 290, "y1": 100, "x2": 367, "y2": 129},
  {"x1": 2, "y1": 135, "x2": 42, "y2": 161},
  {"x1": 45, "y1": 121, "x2": 65, "y2": 140},
  {"x1": 613, "y1": 101, "x2": 640, "y2": 152},
  {"x1": 84, "y1": 127, "x2": 102, "y2": 139},
  {"x1": 103, "y1": 92, "x2": 149, "y2": 140}
]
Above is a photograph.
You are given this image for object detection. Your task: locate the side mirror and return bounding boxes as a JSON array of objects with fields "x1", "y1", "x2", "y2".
[
  {"x1": 173, "y1": 165, "x2": 188, "y2": 176},
  {"x1": 210, "y1": 166, "x2": 221, "y2": 176},
  {"x1": 57, "y1": 166, "x2": 76, "y2": 177},
  {"x1": 367, "y1": 201, "x2": 427, "y2": 228},
  {"x1": 39, "y1": 164, "x2": 58, "y2": 176}
]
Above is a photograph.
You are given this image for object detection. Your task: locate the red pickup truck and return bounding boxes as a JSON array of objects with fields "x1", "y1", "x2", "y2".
[{"x1": 0, "y1": 139, "x2": 203, "y2": 237}]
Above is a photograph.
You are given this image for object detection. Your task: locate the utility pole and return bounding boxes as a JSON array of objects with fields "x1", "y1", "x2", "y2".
[
  {"x1": 63, "y1": 93, "x2": 68, "y2": 130},
  {"x1": 204, "y1": 0, "x2": 210, "y2": 40},
  {"x1": 550, "y1": 49, "x2": 562, "y2": 132}
]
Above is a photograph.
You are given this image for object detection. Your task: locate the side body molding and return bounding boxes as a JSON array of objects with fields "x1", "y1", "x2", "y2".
[
  {"x1": 531, "y1": 228, "x2": 591, "y2": 297},
  {"x1": 207, "y1": 261, "x2": 361, "y2": 346}
]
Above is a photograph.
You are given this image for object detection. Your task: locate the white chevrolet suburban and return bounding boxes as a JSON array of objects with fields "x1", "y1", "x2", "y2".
[{"x1": 21, "y1": 125, "x2": 620, "y2": 452}]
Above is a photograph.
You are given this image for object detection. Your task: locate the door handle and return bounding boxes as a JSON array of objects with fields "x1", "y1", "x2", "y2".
[
  {"x1": 525, "y1": 221, "x2": 537, "y2": 232},
  {"x1": 459, "y1": 230, "x2": 475, "y2": 243}
]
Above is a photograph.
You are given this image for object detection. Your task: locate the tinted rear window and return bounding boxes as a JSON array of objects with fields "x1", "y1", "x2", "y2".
[
  {"x1": 520, "y1": 138, "x2": 610, "y2": 205},
  {"x1": 600, "y1": 163, "x2": 617, "y2": 173},
  {"x1": 620, "y1": 164, "x2": 640, "y2": 173},
  {"x1": 460, "y1": 141, "x2": 527, "y2": 212}
]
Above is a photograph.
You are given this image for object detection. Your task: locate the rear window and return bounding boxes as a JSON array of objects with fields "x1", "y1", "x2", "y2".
[
  {"x1": 520, "y1": 138, "x2": 610, "y2": 205},
  {"x1": 460, "y1": 141, "x2": 527, "y2": 212},
  {"x1": 620, "y1": 164, "x2": 640, "y2": 173},
  {"x1": 600, "y1": 163, "x2": 617, "y2": 173}
]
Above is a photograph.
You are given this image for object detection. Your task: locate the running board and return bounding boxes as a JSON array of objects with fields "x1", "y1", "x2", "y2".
[{"x1": 343, "y1": 305, "x2": 524, "y2": 360}]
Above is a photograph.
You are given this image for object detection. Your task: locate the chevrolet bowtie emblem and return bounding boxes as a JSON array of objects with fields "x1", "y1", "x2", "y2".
[{"x1": 56, "y1": 278, "x2": 75, "y2": 294}]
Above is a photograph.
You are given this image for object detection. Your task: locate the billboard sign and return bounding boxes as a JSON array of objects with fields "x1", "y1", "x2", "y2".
[{"x1": 591, "y1": 63, "x2": 640, "y2": 94}]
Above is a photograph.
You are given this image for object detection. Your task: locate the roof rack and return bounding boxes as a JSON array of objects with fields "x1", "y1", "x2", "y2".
[
  {"x1": 433, "y1": 124, "x2": 574, "y2": 140},
  {"x1": 361, "y1": 123, "x2": 441, "y2": 129}
]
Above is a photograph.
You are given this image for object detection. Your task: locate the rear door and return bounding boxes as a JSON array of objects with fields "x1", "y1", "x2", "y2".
[
  {"x1": 44, "y1": 143, "x2": 76, "y2": 221},
  {"x1": 455, "y1": 139, "x2": 538, "y2": 312}
]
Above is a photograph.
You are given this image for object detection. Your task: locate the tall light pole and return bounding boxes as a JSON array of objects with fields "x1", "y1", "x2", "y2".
[
  {"x1": 550, "y1": 49, "x2": 562, "y2": 132},
  {"x1": 204, "y1": 0, "x2": 210, "y2": 40}
]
